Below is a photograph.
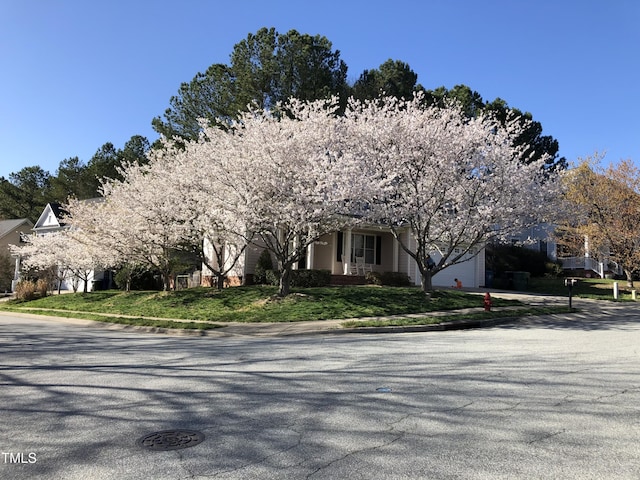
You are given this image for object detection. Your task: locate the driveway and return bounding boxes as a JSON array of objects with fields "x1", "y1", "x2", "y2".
[{"x1": 1, "y1": 299, "x2": 639, "y2": 479}]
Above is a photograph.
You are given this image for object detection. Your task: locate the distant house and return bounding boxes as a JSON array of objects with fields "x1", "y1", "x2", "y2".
[
  {"x1": 31, "y1": 202, "x2": 110, "y2": 292},
  {"x1": 507, "y1": 223, "x2": 558, "y2": 261},
  {"x1": 508, "y1": 223, "x2": 626, "y2": 279},
  {"x1": 33, "y1": 202, "x2": 67, "y2": 235},
  {"x1": 0, "y1": 218, "x2": 33, "y2": 292}
]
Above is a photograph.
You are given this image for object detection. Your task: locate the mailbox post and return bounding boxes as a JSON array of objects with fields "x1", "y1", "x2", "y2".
[{"x1": 565, "y1": 278, "x2": 577, "y2": 309}]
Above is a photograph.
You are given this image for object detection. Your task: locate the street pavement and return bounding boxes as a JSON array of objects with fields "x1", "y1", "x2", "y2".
[{"x1": 0, "y1": 294, "x2": 639, "y2": 479}]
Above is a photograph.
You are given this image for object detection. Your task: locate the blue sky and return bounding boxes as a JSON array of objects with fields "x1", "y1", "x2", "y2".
[{"x1": 1, "y1": 0, "x2": 638, "y2": 180}]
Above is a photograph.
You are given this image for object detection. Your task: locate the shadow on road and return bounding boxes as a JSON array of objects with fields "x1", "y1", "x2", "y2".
[
  {"x1": 1, "y1": 312, "x2": 640, "y2": 479},
  {"x1": 497, "y1": 299, "x2": 640, "y2": 331}
]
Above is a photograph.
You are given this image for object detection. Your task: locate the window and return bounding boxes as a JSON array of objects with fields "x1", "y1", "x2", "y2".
[
  {"x1": 337, "y1": 232, "x2": 382, "y2": 265},
  {"x1": 352, "y1": 234, "x2": 375, "y2": 264}
]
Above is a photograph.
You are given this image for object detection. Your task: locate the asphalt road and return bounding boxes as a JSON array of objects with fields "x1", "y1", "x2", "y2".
[{"x1": 1, "y1": 301, "x2": 639, "y2": 479}]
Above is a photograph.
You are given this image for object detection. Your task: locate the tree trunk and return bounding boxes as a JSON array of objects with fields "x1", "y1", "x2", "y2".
[
  {"x1": 216, "y1": 274, "x2": 225, "y2": 290},
  {"x1": 278, "y1": 267, "x2": 291, "y2": 297},
  {"x1": 419, "y1": 267, "x2": 433, "y2": 297},
  {"x1": 625, "y1": 269, "x2": 634, "y2": 289},
  {"x1": 163, "y1": 272, "x2": 172, "y2": 291}
]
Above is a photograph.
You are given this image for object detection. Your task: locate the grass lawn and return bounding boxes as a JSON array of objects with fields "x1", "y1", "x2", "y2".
[
  {"x1": 527, "y1": 277, "x2": 639, "y2": 301},
  {"x1": 1, "y1": 285, "x2": 523, "y2": 325}
]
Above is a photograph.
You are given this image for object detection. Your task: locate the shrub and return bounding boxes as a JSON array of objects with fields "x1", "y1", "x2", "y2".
[
  {"x1": 115, "y1": 265, "x2": 162, "y2": 291},
  {"x1": 14, "y1": 280, "x2": 37, "y2": 301},
  {"x1": 365, "y1": 271, "x2": 411, "y2": 286},
  {"x1": 35, "y1": 279, "x2": 49, "y2": 297},
  {"x1": 291, "y1": 269, "x2": 331, "y2": 288},
  {"x1": 381, "y1": 272, "x2": 411, "y2": 286},
  {"x1": 365, "y1": 271, "x2": 383, "y2": 285},
  {"x1": 545, "y1": 261, "x2": 564, "y2": 278},
  {"x1": 254, "y1": 249, "x2": 274, "y2": 284},
  {"x1": 265, "y1": 269, "x2": 281, "y2": 286},
  {"x1": 264, "y1": 269, "x2": 331, "y2": 288}
]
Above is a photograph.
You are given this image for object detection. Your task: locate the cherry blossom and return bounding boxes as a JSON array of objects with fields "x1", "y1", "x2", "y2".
[{"x1": 342, "y1": 94, "x2": 560, "y2": 292}]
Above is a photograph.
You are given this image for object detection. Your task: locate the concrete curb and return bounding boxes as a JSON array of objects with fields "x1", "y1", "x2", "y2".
[{"x1": 332, "y1": 315, "x2": 525, "y2": 335}]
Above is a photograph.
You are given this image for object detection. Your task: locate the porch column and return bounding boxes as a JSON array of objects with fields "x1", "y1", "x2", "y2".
[
  {"x1": 306, "y1": 242, "x2": 315, "y2": 270},
  {"x1": 407, "y1": 232, "x2": 416, "y2": 285},
  {"x1": 343, "y1": 229, "x2": 352, "y2": 275},
  {"x1": 392, "y1": 235, "x2": 399, "y2": 272},
  {"x1": 292, "y1": 235, "x2": 299, "y2": 270},
  {"x1": 13, "y1": 255, "x2": 20, "y2": 281},
  {"x1": 11, "y1": 255, "x2": 21, "y2": 292}
]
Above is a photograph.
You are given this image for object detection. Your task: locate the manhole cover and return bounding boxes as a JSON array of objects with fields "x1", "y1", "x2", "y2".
[{"x1": 137, "y1": 430, "x2": 205, "y2": 451}]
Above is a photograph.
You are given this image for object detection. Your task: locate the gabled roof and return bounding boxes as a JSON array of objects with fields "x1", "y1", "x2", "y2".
[
  {"x1": 33, "y1": 199, "x2": 104, "y2": 232},
  {"x1": 0, "y1": 218, "x2": 33, "y2": 240},
  {"x1": 33, "y1": 203, "x2": 67, "y2": 231}
]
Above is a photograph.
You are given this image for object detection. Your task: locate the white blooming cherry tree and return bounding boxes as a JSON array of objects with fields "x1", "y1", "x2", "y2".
[
  {"x1": 66, "y1": 158, "x2": 196, "y2": 292},
  {"x1": 189, "y1": 98, "x2": 356, "y2": 296},
  {"x1": 11, "y1": 228, "x2": 107, "y2": 293},
  {"x1": 11, "y1": 232, "x2": 69, "y2": 293},
  {"x1": 150, "y1": 140, "x2": 254, "y2": 290},
  {"x1": 343, "y1": 95, "x2": 560, "y2": 293}
]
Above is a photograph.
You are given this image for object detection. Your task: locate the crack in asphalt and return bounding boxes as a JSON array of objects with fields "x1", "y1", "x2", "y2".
[
  {"x1": 305, "y1": 432, "x2": 405, "y2": 479},
  {"x1": 527, "y1": 429, "x2": 566, "y2": 445},
  {"x1": 595, "y1": 387, "x2": 640, "y2": 401},
  {"x1": 202, "y1": 422, "x2": 305, "y2": 479}
]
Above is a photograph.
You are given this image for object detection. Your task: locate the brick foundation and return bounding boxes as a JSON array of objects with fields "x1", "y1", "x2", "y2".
[{"x1": 329, "y1": 275, "x2": 366, "y2": 286}]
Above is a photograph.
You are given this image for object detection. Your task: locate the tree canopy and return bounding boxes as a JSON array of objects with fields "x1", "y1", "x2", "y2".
[
  {"x1": 151, "y1": 28, "x2": 564, "y2": 172},
  {"x1": 0, "y1": 166, "x2": 51, "y2": 221},
  {"x1": 7, "y1": 27, "x2": 568, "y2": 296},
  {"x1": 152, "y1": 27, "x2": 349, "y2": 142},
  {"x1": 343, "y1": 94, "x2": 560, "y2": 292},
  {"x1": 423, "y1": 85, "x2": 566, "y2": 172},
  {"x1": 561, "y1": 156, "x2": 640, "y2": 287},
  {"x1": 2, "y1": 28, "x2": 566, "y2": 223},
  {"x1": 0, "y1": 135, "x2": 150, "y2": 222},
  {"x1": 60, "y1": 96, "x2": 560, "y2": 296},
  {"x1": 352, "y1": 59, "x2": 420, "y2": 101}
]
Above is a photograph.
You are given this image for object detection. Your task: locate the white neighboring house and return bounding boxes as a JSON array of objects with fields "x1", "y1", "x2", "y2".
[
  {"x1": 557, "y1": 235, "x2": 623, "y2": 278},
  {"x1": 203, "y1": 225, "x2": 486, "y2": 289},
  {"x1": 507, "y1": 223, "x2": 558, "y2": 261},
  {"x1": 507, "y1": 223, "x2": 623, "y2": 279},
  {"x1": 0, "y1": 218, "x2": 34, "y2": 292},
  {"x1": 31, "y1": 202, "x2": 108, "y2": 292}
]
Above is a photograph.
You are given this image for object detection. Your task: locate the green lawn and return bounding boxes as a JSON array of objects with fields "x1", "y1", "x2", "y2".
[
  {"x1": 527, "y1": 277, "x2": 638, "y2": 301},
  {"x1": 2, "y1": 286, "x2": 522, "y2": 324}
]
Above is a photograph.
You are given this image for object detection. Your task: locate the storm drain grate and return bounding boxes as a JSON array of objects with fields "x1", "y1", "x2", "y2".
[{"x1": 137, "y1": 430, "x2": 205, "y2": 451}]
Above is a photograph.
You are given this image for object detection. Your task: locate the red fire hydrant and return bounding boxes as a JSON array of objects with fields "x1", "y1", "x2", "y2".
[{"x1": 484, "y1": 292, "x2": 492, "y2": 311}]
